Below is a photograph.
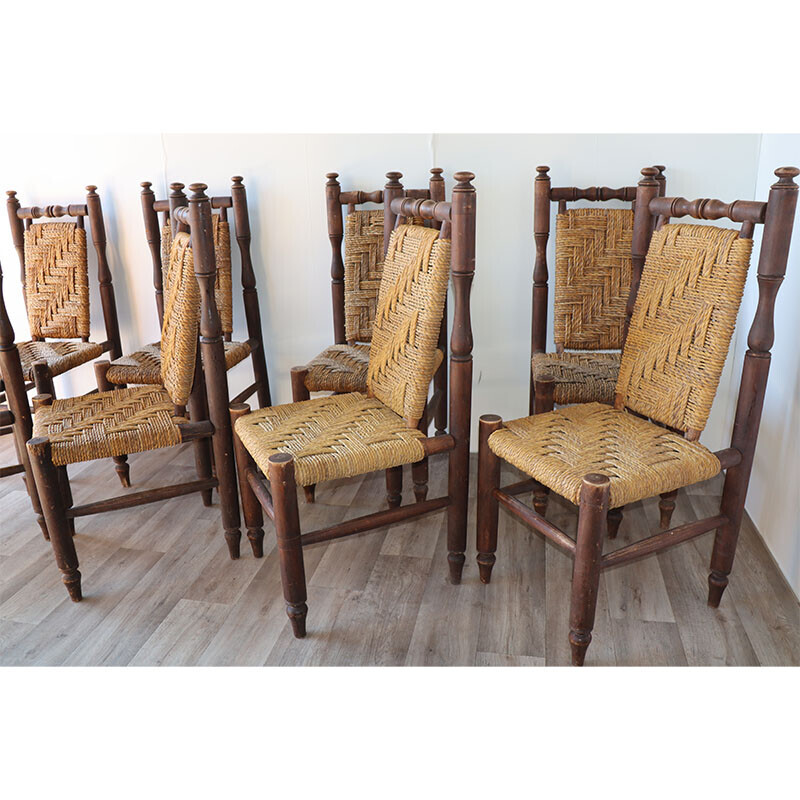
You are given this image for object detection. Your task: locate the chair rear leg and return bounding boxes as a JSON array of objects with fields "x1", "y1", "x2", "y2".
[
  {"x1": 659, "y1": 490, "x2": 678, "y2": 529},
  {"x1": 94, "y1": 361, "x2": 131, "y2": 488},
  {"x1": 411, "y1": 407, "x2": 429, "y2": 502},
  {"x1": 27, "y1": 437, "x2": 82, "y2": 602},
  {"x1": 251, "y1": 344, "x2": 272, "y2": 409},
  {"x1": 230, "y1": 404, "x2": 265, "y2": 558},
  {"x1": 708, "y1": 465, "x2": 748, "y2": 608},
  {"x1": 386, "y1": 465, "x2": 403, "y2": 508},
  {"x1": 434, "y1": 307, "x2": 448, "y2": 435},
  {"x1": 476, "y1": 415, "x2": 503, "y2": 583},
  {"x1": 607, "y1": 507, "x2": 623, "y2": 539},
  {"x1": 268, "y1": 453, "x2": 307, "y2": 638},
  {"x1": 569, "y1": 473, "x2": 610, "y2": 666},
  {"x1": 291, "y1": 366, "x2": 316, "y2": 503},
  {"x1": 532, "y1": 374, "x2": 555, "y2": 516}
]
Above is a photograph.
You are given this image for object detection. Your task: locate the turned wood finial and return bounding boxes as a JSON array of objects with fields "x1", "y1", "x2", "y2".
[
  {"x1": 430, "y1": 167, "x2": 444, "y2": 180},
  {"x1": 453, "y1": 171, "x2": 475, "y2": 188},
  {"x1": 188, "y1": 182, "x2": 208, "y2": 198},
  {"x1": 6, "y1": 190, "x2": 17, "y2": 199},
  {"x1": 536, "y1": 165, "x2": 550, "y2": 179},
  {"x1": 170, "y1": 182, "x2": 186, "y2": 195},
  {"x1": 140, "y1": 181, "x2": 153, "y2": 191},
  {"x1": 639, "y1": 166, "x2": 659, "y2": 184},
  {"x1": 85, "y1": 185, "x2": 98, "y2": 195},
  {"x1": 325, "y1": 172, "x2": 339, "y2": 184},
  {"x1": 231, "y1": 175, "x2": 244, "y2": 186},
  {"x1": 385, "y1": 171, "x2": 403, "y2": 186},
  {"x1": 773, "y1": 166, "x2": 800, "y2": 187}
]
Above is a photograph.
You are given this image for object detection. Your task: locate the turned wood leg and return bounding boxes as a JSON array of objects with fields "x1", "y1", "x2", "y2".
[
  {"x1": 186, "y1": 361, "x2": 214, "y2": 507},
  {"x1": 386, "y1": 465, "x2": 403, "y2": 508},
  {"x1": 230, "y1": 404, "x2": 265, "y2": 558},
  {"x1": 31, "y1": 360, "x2": 55, "y2": 398},
  {"x1": 27, "y1": 394, "x2": 50, "y2": 539},
  {"x1": 607, "y1": 507, "x2": 623, "y2": 540},
  {"x1": 251, "y1": 341, "x2": 272, "y2": 409},
  {"x1": 411, "y1": 407, "x2": 429, "y2": 502},
  {"x1": 568, "y1": 473, "x2": 610, "y2": 666},
  {"x1": 94, "y1": 361, "x2": 131, "y2": 488},
  {"x1": 291, "y1": 366, "x2": 316, "y2": 503},
  {"x1": 476, "y1": 415, "x2": 503, "y2": 584},
  {"x1": 434, "y1": 306, "x2": 448, "y2": 436},
  {"x1": 532, "y1": 374, "x2": 555, "y2": 516},
  {"x1": 27, "y1": 437, "x2": 82, "y2": 602},
  {"x1": 268, "y1": 453, "x2": 307, "y2": 638},
  {"x1": 659, "y1": 490, "x2": 678, "y2": 530}
]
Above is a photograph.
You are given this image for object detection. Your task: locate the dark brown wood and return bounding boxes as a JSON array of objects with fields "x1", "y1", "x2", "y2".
[
  {"x1": 476, "y1": 414, "x2": 503, "y2": 583},
  {"x1": 550, "y1": 186, "x2": 639, "y2": 202},
  {"x1": 230, "y1": 404, "x2": 265, "y2": 557},
  {"x1": 94, "y1": 360, "x2": 131, "y2": 488},
  {"x1": 268, "y1": 453, "x2": 307, "y2": 638},
  {"x1": 5, "y1": 192, "x2": 26, "y2": 287},
  {"x1": 186, "y1": 347, "x2": 214, "y2": 507},
  {"x1": 430, "y1": 168, "x2": 449, "y2": 436},
  {"x1": 649, "y1": 196, "x2": 767, "y2": 224},
  {"x1": 140, "y1": 181, "x2": 165, "y2": 325},
  {"x1": 412, "y1": 407, "x2": 429, "y2": 502},
  {"x1": 326, "y1": 173, "x2": 347, "y2": 344},
  {"x1": 385, "y1": 465, "x2": 403, "y2": 508},
  {"x1": 31, "y1": 359, "x2": 55, "y2": 397},
  {"x1": 420, "y1": 433, "x2": 455, "y2": 457},
  {"x1": 301, "y1": 496, "x2": 450, "y2": 547},
  {"x1": 290, "y1": 366, "x2": 311, "y2": 402},
  {"x1": 606, "y1": 507, "x2": 623, "y2": 540},
  {"x1": 658, "y1": 490, "x2": 678, "y2": 529},
  {"x1": 531, "y1": 374, "x2": 555, "y2": 515},
  {"x1": 493, "y1": 488, "x2": 577, "y2": 557},
  {"x1": 446, "y1": 172, "x2": 476, "y2": 585},
  {"x1": 383, "y1": 172, "x2": 404, "y2": 255},
  {"x1": 530, "y1": 166, "x2": 552, "y2": 414},
  {"x1": 498, "y1": 478, "x2": 536, "y2": 496},
  {"x1": 569, "y1": 474, "x2": 610, "y2": 666},
  {"x1": 246, "y1": 468, "x2": 275, "y2": 521}
]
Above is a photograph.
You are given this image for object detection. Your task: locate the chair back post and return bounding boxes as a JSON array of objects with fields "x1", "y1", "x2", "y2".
[
  {"x1": 383, "y1": 172, "x2": 404, "y2": 255},
  {"x1": 169, "y1": 183, "x2": 189, "y2": 235},
  {"x1": 428, "y1": 168, "x2": 446, "y2": 225},
  {"x1": 5, "y1": 191, "x2": 25, "y2": 289},
  {"x1": 447, "y1": 171, "x2": 477, "y2": 564},
  {"x1": 655, "y1": 165, "x2": 667, "y2": 197},
  {"x1": 85, "y1": 186, "x2": 122, "y2": 359},
  {"x1": 623, "y1": 167, "x2": 661, "y2": 340},
  {"x1": 529, "y1": 166, "x2": 552, "y2": 413},
  {"x1": 325, "y1": 173, "x2": 346, "y2": 344},
  {"x1": 230, "y1": 177, "x2": 260, "y2": 341},
  {"x1": 140, "y1": 181, "x2": 165, "y2": 326}
]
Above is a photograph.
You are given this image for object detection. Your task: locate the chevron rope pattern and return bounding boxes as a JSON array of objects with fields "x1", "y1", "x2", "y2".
[
  {"x1": 161, "y1": 214, "x2": 233, "y2": 334},
  {"x1": 489, "y1": 402, "x2": 721, "y2": 508},
  {"x1": 15, "y1": 340, "x2": 103, "y2": 380},
  {"x1": 304, "y1": 343, "x2": 371, "y2": 393},
  {"x1": 32, "y1": 385, "x2": 185, "y2": 466},
  {"x1": 235, "y1": 392, "x2": 426, "y2": 486},
  {"x1": 617, "y1": 224, "x2": 752, "y2": 433},
  {"x1": 532, "y1": 351, "x2": 620, "y2": 405},
  {"x1": 554, "y1": 208, "x2": 634, "y2": 351},
  {"x1": 24, "y1": 222, "x2": 90, "y2": 339},
  {"x1": 344, "y1": 210, "x2": 385, "y2": 342},
  {"x1": 367, "y1": 225, "x2": 450, "y2": 421}
]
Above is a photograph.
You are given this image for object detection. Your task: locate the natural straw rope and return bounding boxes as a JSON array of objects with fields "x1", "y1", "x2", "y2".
[
  {"x1": 531, "y1": 351, "x2": 620, "y2": 406},
  {"x1": 15, "y1": 340, "x2": 103, "y2": 380},
  {"x1": 305, "y1": 343, "x2": 371, "y2": 393},
  {"x1": 344, "y1": 210, "x2": 385, "y2": 343},
  {"x1": 24, "y1": 222, "x2": 90, "y2": 339}
]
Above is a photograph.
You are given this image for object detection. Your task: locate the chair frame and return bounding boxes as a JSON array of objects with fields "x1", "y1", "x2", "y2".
[
  {"x1": 232, "y1": 171, "x2": 476, "y2": 638},
  {"x1": 479, "y1": 166, "x2": 798, "y2": 665},
  {"x1": 0, "y1": 184, "x2": 243, "y2": 602},
  {"x1": 139, "y1": 177, "x2": 271, "y2": 409}
]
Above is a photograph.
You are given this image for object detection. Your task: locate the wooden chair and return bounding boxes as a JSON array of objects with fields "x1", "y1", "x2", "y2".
[
  {"x1": 529, "y1": 165, "x2": 667, "y2": 536},
  {"x1": 1, "y1": 184, "x2": 243, "y2": 602},
  {"x1": 477, "y1": 166, "x2": 798, "y2": 665},
  {"x1": 1, "y1": 187, "x2": 124, "y2": 485},
  {"x1": 231, "y1": 171, "x2": 476, "y2": 637}
]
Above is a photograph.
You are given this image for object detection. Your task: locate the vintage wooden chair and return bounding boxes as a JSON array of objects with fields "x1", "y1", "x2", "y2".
[
  {"x1": 2, "y1": 187, "x2": 124, "y2": 484},
  {"x1": 478, "y1": 166, "x2": 798, "y2": 665},
  {"x1": 2, "y1": 184, "x2": 244, "y2": 602},
  {"x1": 529, "y1": 165, "x2": 667, "y2": 536},
  {"x1": 231, "y1": 171, "x2": 476, "y2": 637}
]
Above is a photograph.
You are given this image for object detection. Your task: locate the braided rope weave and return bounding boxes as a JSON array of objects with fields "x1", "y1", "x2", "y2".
[
  {"x1": 24, "y1": 223, "x2": 90, "y2": 339},
  {"x1": 32, "y1": 385, "x2": 185, "y2": 467},
  {"x1": 106, "y1": 339, "x2": 250, "y2": 386},
  {"x1": 554, "y1": 208, "x2": 634, "y2": 351},
  {"x1": 489, "y1": 403, "x2": 721, "y2": 508},
  {"x1": 16, "y1": 340, "x2": 103, "y2": 380},
  {"x1": 160, "y1": 232, "x2": 200, "y2": 406},
  {"x1": 367, "y1": 225, "x2": 450, "y2": 421},
  {"x1": 235, "y1": 392, "x2": 425, "y2": 486},
  {"x1": 616, "y1": 224, "x2": 752, "y2": 433},
  {"x1": 344, "y1": 210, "x2": 385, "y2": 342},
  {"x1": 162, "y1": 215, "x2": 233, "y2": 334},
  {"x1": 304, "y1": 343, "x2": 371, "y2": 393},
  {"x1": 532, "y1": 351, "x2": 620, "y2": 406}
]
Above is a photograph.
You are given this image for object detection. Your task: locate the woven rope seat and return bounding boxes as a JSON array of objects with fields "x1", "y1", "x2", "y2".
[
  {"x1": 106, "y1": 339, "x2": 251, "y2": 386},
  {"x1": 235, "y1": 392, "x2": 426, "y2": 486},
  {"x1": 16, "y1": 340, "x2": 103, "y2": 380},
  {"x1": 531, "y1": 351, "x2": 620, "y2": 406},
  {"x1": 489, "y1": 403, "x2": 721, "y2": 508},
  {"x1": 32, "y1": 385, "x2": 185, "y2": 467}
]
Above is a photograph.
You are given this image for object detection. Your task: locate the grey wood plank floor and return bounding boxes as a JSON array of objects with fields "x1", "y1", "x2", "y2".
[{"x1": 0, "y1": 435, "x2": 797, "y2": 666}]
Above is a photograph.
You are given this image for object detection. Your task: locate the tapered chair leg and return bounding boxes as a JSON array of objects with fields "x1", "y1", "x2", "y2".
[
  {"x1": 230, "y1": 404, "x2": 265, "y2": 557},
  {"x1": 476, "y1": 415, "x2": 503, "y2": 583},
  {"x1": 411, "y1": 408, "x2": 429, "y2": 502},
  {"x1": 607, "y1": 507, "x2": 623, "y2": 539},
  {"x1": 290, "y1": 366, "x2": 316, "y2": 503},
  {"x1": 532, "y1": 374, "x2": 555, "y2": 516},
  {"x1": 708, "y1": 464, "x2": 748, "y2": 608},
  {"x1": 186, "y1": 361, "x2": 214, "y2": 507},
  {"x1": 27, "y1": 437, "x2": 82, "y2": 602},
  {"x1": 568, "y1": 473, "x2": 610, "y2": 666},
  {"x1": 268, "y1": 453, "x2": 307, "y2": 638},
  {"x1": 434, "y1": 308, "x2": 448, "y2": 436},
  {"x1": 659, "y1": 490, "x2": 678, "y2": 529},
  {"x1": 27, "y1": 394, "x2": 50, "y2": 538},
  {"x1": 386, "y1": 465, "x2": 403, "y2": 508},
  {"x1": 94, "y1": 361, "x2": 131, "y2": 488}
]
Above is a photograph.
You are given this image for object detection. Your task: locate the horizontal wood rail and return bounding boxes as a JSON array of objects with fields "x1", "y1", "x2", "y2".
[
  {"x1": 714, "y1": 447, "x2": 742, "y2": 470},
  {"x1": 499, "y1": 478, "x2": 536, "y2": 496},
  {"x1": 421, "y1": 434, "x2": 455, "y2": 456},
  {"x1": 301, "y1": 496, "x2": 450, "y2": 547},
  {"x1": 230, "y1": 381, "x2": 259, "y2": 405},
  {"x1": 550, "y1": 186, "x2": 637, "y2": 202},
  {"x1": 67, "y1": 478, "x2": 218, "y2": 518},
  {"x1": 246, "y1": 469, "x2": 274, "y2": 521},
  {"x1": 210, "y1": 196, "x2": 233, "y2": 209},
  {"x1": 390, "y1": 197, "x2": 452, "y2": 223},
  {"x1": 493, "y1": 488, "x2": 576, "y2": 556},
  {"x1": 0, "y1": 464, "x2": 25, "y2": 478},
  {"x1": 0, "y1": 408, "x2": 13, "y2": 426},
  {"x1": 339, "y1": 190, "x2": 383, "y2": 205},
  {"x1": 178, "y1": 420, "x2": 215, "y2": 442},
  {"x1": 650, "y1": 196, "x2": 767, "y2": 224},
  {"x1": 16, "y1": 203, "x2": 88, "y2": 219},
  {"x1": 601, "y1": 515, "x2": 728, "y2": 569},
  {"x1": 424, "y1": 389, "x2": 443, "y2": 428}
]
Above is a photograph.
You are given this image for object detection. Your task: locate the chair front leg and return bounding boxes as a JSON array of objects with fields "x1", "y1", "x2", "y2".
[
  {"x1": 659, "y1": 490, "x2": 678, "y2": 529},
  {"x1": 385, "y1": 465, "x2": 403, "y2": 508},
  {"x1": 95, "y1": 361, "x2": 131, "y2": 488},
  {"x1": 532, "y1": 374, "x2": 555, "y2": 516},
  {"x1": 230, "y1": 404, "x2": 265, "y2": 558},
  {"x1": 268, "y1": 453, "x2": 308, "y2": 638},
  {"x1": 568, "y1": 473, "x2": 610, "y2": 666},
  {"x1": 27, "y1": 437, "x2": 82, "y2": 602},
  {"x1": 476, "y1": 415, "x2": 503, "y2": 584},
  {"x1": 411, "y1": 407, "x2": 429, "y2": 502},
  {"x1": 290, "y1": 366, "x2": 316, "y2": 503}
]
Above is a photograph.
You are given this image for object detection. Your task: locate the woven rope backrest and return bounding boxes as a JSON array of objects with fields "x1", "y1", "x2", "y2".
[
  {"x1": 616, "y1": 223, "x2": 753, "y2": 434},
  {"x1": 367, "y1": 224, "x2": 450, "y2": 421},
  {"x1": 23, "y1": 222, "x2": 90, "y2": 338},
  {"x1": 161, "y1": 215, "x2": 232, "y2": 334},
  {"x1": 554, "y1": 208, "x2": 634, "y2": 350},
  {"x1": 160, "y1": 231, "x2": 200, "y2": 406},
  {"x1": 344, "y1": 209, "x2": 385, "y2": 342}
]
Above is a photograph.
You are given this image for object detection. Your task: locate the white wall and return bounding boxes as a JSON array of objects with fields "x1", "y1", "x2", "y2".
[{"x1": 1, "y1": 133, "x2": 797, "y2": 594}]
